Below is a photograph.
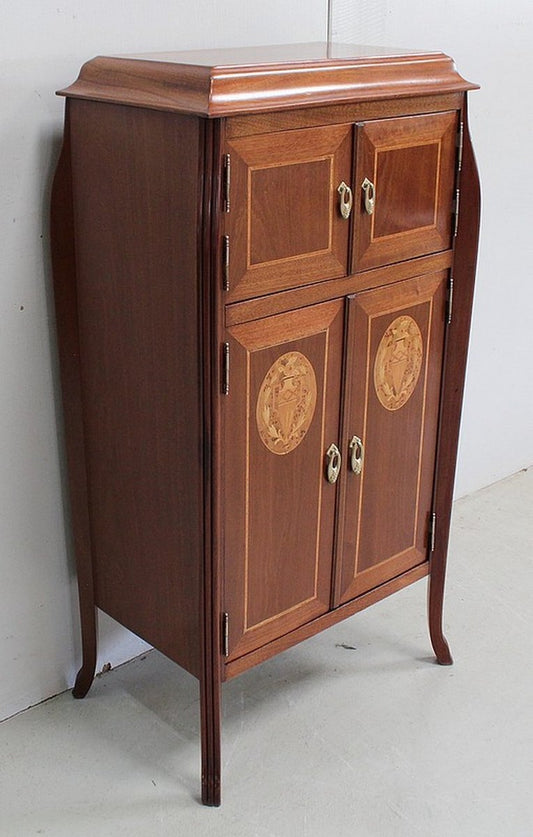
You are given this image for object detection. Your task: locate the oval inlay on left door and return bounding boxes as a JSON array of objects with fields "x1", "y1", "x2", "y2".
[{"x1": 256, "y1": 351, "x2": 317, "y2": 454}]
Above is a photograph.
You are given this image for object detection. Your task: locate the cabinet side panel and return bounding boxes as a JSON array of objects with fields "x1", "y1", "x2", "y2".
[{"x1": 69, "y1": 101, "x2": 203, "y2": 678}]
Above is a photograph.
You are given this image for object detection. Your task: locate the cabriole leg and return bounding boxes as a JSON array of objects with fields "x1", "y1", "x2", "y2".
[
  {"x1": 428, "y1": 554, "x2": 453, "y2": 666},
  {"x1": 72, "y1": 601, "x2": 97, "y2": 698}
]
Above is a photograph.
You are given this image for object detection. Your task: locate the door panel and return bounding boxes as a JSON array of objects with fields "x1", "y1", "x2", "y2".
[
  {"x1": 224, "y1": 300, "x2": 344, "y2": 661},
  {"x1": 335, "y1": 272, "x2": 447, "y2": 604},
  {"x1": 225, "y1": 124, "x2": 352, "y2": 302},
  {"x1": 352, "y1": 112, "x2": 457, "y2": 271}
]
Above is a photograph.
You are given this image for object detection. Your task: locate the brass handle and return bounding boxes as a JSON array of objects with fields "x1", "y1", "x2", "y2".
[
  {"x1": 349, "y1": 435, "x2": 364, "y2": 475},
  {"x1": 325, "y1": 443, "x2": 342, "y2": 484},
  {"x1": 337, "y1": 181, "x2": 353, "y2": 220},
  {"x1": 361, "y1": 177, "x2": 375, "y2": 215}
]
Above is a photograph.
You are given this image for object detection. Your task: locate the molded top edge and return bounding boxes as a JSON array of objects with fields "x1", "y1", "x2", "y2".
[{"x1": 58, "y1": 42, "x2": 479, "y2": 117}]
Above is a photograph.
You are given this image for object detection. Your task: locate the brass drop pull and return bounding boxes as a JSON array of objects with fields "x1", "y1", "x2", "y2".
[
  {"x1": 361, "y1": 177, "x2": 375, "y2": 215},
  {"x1": 349, "y1": 435, "x2": 364, "y2": 475},
  {"x1": 337, "y1": 181, "x2": 353, "y2": 220},
  {"x1": 325, "y1": 443, "x2": 342, "y2": 484}
]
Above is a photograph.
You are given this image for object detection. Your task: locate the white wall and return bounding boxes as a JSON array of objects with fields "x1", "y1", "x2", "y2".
[
  {"x1": 0, "y1": 1, "x2": 326, "y2": 722},
  {"x1": 331, "y1": 0, "x2": 533, "y2": 497}
]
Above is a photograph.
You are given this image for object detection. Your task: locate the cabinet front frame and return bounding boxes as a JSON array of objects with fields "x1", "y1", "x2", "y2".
[{"x1": 216, "y1": 94, "x2": 476, "y2": 684}]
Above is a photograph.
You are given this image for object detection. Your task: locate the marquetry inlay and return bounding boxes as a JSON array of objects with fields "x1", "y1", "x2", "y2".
[
  {"x1": 256, "y1": 351, "x2": 317, "y2": 454},
  {"x1": 374, "y1": 315, "x2": 423, "y2": 411}
]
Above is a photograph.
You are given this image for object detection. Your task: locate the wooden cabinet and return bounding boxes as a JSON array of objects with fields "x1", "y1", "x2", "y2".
[{"x1": 51, "y1": 43, "x2": 480, "y2": 807}]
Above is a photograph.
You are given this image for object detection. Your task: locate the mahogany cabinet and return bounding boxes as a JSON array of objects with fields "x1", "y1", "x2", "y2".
[{"x1": 51, "y1": 43, "x2": 480, "y2": 806}]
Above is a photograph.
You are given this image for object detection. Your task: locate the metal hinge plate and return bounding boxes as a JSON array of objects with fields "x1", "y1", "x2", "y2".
[
  {"x1": 446, "y1": 273, "x2": 454, "y2": 325},
  {"x1": 222, "y1": 342, "x2": 230, "y2": 395},
  {"x1": 457, "y1": 121, "x2": 464, "y2": 173},
  {"x1": 222, "y1": 612, "x2": 229, "y2": 657},
  {"x1": 222, "y1": 235, "x2": 230, "y2": 291},
  {"x1": 223, "y1": 153, "x2": 231, "y2": 212},
  {"x1": 453, "y1": 188, "x2": 460, "y2": 237},
  {"x1": 429, "y1": 512, "x2": 437, "y2": 553}
]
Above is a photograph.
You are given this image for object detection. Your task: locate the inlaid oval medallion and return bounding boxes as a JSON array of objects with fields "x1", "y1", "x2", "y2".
[
  {"x1": 374, "y1": 315, "x2": 423, "y2": 411},
  {"x1": 256, "y1": 351, "x2": 317, "y2": 455}
]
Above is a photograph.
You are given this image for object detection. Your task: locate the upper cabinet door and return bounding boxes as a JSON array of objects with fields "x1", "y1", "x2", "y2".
[
  {"x1": 223, "y1": 300, "x2": 344, "y2": 662},
  {"x1": 225, "y1": 124, "x2": 352, "y2": 302},
  {"x1": 352, "y1": 112, "x2": 458, "y2": 271}
]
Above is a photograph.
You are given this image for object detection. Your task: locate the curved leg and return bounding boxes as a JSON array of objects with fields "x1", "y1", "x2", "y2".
[
  {"x1": 427, "y1": 100, "x2": 480, "y2": 668},
  {"x1": 72, "y1": 603, "x2": 98, "y2": 698},
  {"x1": 51, "y1": 107, "x2": 98, "y2": 699},
  {"x1": 428, "y1": 559, "x2": 453, "y2": 666}
]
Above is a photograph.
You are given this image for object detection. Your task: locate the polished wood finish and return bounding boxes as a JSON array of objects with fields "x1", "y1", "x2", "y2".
[
  {"x1": 224, "y1": 301, "x2": 344, "y2": 659},
  {"x1": 68, "y1": 100, "x2": 204, "y2": 678},
  {"x1": 226, "y1": 93, "x2": 463, "y2": 137},
  {"x1": 353, "y1": 112, "x2": 457, "y2": 271},
  {"x1": 225, "y1": 124, "x2": 352, "y2": 301},
  {"x1": 199, "y1": 119, "x2": 223, "y2": 806},
  {"x1": 52, "y1": 45, "x2": 480, "y2": 806},
  {"x1": 225, "y1": 250, "x2": 454, "y2": 326},
  {"x1": 336, "y1": 272, "x2": 446, "y2": 604},
  {"x1": 58, "y1": 43, "x2": 476, "y2": 117},
  {"x1": 50, "y1": 107, "x2": 97, "y2": 699},
  {"x1": 225, "y1": 562, "x2": 429, "y2": 679},
  {"x1": 428, "y1": 101, "x2": 481, "y2": 665}
]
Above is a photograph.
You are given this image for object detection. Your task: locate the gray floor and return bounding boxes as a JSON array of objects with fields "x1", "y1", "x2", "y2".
[{"x1": 1, "y1": 469, "x2": 532, "y2": 836}]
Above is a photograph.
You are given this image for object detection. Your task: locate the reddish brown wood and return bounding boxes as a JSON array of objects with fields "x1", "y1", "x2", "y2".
[
  {"x1": 226, "y1": 93, "x2": 463, "y2": 137},
  {"x1": 68, "y1": 100, "x2": 204, "y2": 678},
  {"x1": 200, "y1": 118, "x2": 223, "y2": 807},
  {"x1": 223, "y1": 301, "x2": 344, "y2": 660},
  {"x1": 58, "y1": 44, "x2": 476, "y2": 117},
  {"x1": 353, "y1": 112, "x2": 457, "y2": 271},
  {"x1": 53, "y1": 46, "x2": 479, "y2": 806},
  {"x1": 335, "y1": 272, "x2": 447, "y2": 603},
  {"x1": 225, "y1": 124, "x2": 352, "y2": 301},
  {"x1": 225, "y1": 250, "x2": 454, "y2": 327},
  {"x1": 428, "y1": 101, "x2": 481, "y2": 665},
  {"x1": 50, "y1": 106, "x2": 97, "y2": 699},
  {"x1": 225, "y1": 563, "x2": 429, "y2": 679}
]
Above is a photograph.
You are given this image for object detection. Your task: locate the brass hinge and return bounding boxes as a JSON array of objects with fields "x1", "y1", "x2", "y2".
[
  {"x1": 222, "y1": 612, "x2": 229, "y2": 657},
  {"x1": 446, "y1": 273, "x2": 454, "y2": 325},
  {"x1": 457, "y1": 120, "x2": 464, "y2": 173},
  {"x1": 222, "y1": 342, "x2": 230, "y2": 395},
  {"x1": 453, "y1": 188, "x2": 460, "y2": 237},
  {"x1": 429, "y1": 512, "x2": 437, "y2": 553},
  {"x1": 223, "y1": 153, "x2": 231, "y2": 212},
  {"x1": 222, "y1": 235, "x2": 230, "y2": 291}
]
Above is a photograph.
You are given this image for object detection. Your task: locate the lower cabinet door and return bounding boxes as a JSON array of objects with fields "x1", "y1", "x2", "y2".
[
  {"x1": 223, "y1": 300, "x2": 344, "y2": 661},
  {"x1": 335, "y1": 271, "x2": 447, "y2": 604}
]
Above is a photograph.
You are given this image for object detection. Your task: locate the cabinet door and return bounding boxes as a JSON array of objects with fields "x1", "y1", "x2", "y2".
[
  {"x1": 225, "y1": 124, "x2": 352, "y2": 302},
  {"x1": 224, "y1": 300, "x2": 344, "y2": 661},
  {"x1": 335, "y1": 272, "x2": 447, "y2": 604},
  {"x1": 352, "y1": 112, "x2": 457, "y2": 271}
]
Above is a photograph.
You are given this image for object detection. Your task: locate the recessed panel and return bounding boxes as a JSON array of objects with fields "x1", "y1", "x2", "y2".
[
  {"x1": 374, "y1": 143, "x2": 439, "y2": 238},
  {"x1": 250, "y1": 160, "x2": 330, "y2": 264},
  {"x1": 247, "y1": 337, "x2": 325, "y2": 627}
]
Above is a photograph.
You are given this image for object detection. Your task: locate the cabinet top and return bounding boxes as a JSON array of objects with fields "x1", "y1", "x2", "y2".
[{"x1": 58, "y1": 42, "x2": 478, "y2": 117}]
